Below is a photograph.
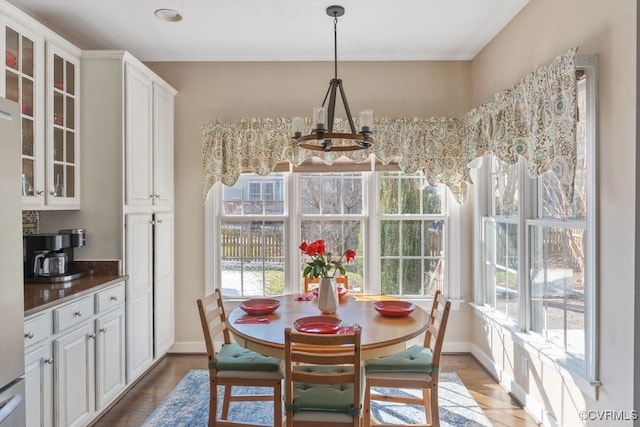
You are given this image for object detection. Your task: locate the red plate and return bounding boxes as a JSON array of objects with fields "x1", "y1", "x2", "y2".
[
  {"x1": 294, "y1": 316, "x2": 343, "y2": 334},
  {"x1": 239, "y1": 298, "x2": 280, "y2": 315},
  {"x1": 311, "y1": 286, "x2": 348, "y2": 299},
  {"x1": 374, "y1": 300, "x2": 417, "y2": 317}
]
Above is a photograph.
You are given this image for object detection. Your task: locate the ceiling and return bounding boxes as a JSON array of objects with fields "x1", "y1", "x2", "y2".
[{"x1": 7, "y1": 0, "x2": 529, "y2": 62}]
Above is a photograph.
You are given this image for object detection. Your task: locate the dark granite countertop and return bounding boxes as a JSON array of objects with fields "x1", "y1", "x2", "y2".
[{"x1": 24, "y1": 260, "x2": 127, "y2": 317}]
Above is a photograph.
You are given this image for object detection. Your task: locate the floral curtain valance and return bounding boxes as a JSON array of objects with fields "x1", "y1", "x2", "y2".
[{"x1": 202, "y1": 47, "x2": 578, "y2": 204}]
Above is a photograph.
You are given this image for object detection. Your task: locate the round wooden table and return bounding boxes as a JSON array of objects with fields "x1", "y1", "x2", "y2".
[{"x1": 227, "y1": 294, "x2": 429, "y2": 360}]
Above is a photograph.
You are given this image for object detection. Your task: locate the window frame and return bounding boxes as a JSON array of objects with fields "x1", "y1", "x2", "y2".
[
  {"x1": 206, "y1": 171, "x2": 459, "y2": 300},
  {"x1": 473, "y1": 54, "x2": 599, "y2": 384}
]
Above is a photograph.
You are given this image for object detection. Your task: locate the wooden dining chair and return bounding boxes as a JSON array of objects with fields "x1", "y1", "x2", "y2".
[
  {"x1": 197, "y1": 289, "x2": 283, "y2": 427},
  {"x1": 284, "y1": 326, "x2": 363, "y2": 427},
  {"x1": 303, "y1": 275, "x2": 349, "y2": 293},
  {"x1": 363, "y1": 290, "x2": 451, "y2": 427}
]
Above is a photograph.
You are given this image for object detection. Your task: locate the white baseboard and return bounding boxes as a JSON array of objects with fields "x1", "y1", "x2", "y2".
[
  {"x1": 470, "y1": 344, "x2": 555, "y2": 427},
  {"x1": 169, "y1": 341, "x2": 206, "y2": 354}
]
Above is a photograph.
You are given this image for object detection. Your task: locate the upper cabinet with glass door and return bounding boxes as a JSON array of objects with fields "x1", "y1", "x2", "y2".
[
  {"x1": 1, "y1": 4, "x2": 81, "y2": 210},
  {"x1": 2, "y1": 17, "x2": 46, "y2": 207},
  {"x1": 46, "y1": 43, "x2": 79, "y2": 208}
]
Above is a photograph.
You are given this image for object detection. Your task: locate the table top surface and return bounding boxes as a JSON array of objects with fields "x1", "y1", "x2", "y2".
[{"x1": 226, "y1": 293, "x2": 429, "y2": 359}]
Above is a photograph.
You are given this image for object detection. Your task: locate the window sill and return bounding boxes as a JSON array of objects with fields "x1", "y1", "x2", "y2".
[{"x1": 470, "y1": 303, "x2": 601, "y2": 400}]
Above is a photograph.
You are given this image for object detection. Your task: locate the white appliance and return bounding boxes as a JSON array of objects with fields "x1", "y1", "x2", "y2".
[{"x1": 0, "y1": 97, "x2": 26, "y2": 426}]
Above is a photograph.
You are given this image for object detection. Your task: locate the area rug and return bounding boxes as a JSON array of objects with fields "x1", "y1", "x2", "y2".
[{"x1": 143, "y1": 369, "x2": 492, "y2": 426}]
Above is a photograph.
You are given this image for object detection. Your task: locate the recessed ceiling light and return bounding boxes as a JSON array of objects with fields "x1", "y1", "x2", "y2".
[{"x1": 154, "y1": 8, "x2": 182, "y2": 22}]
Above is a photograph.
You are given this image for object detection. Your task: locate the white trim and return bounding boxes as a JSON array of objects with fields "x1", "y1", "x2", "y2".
[{"x1": 470, "y1": 303, "x2": 600, "y2": 400}]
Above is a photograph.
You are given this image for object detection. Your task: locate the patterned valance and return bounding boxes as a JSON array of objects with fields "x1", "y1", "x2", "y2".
[{"x1": 202, "y1": 47, "x2": 578, "y2": 204}]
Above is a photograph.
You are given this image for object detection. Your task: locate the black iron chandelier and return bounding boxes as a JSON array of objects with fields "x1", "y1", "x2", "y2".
[{"x1": 292, "y1": 5, "x2": 374, "y2": 152}]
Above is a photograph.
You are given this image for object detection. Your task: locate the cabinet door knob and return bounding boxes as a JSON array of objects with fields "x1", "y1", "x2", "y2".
[
  {"x1": 25, "y1": 332, "x2": 34, "y2": 339},
  {"x1": 88, "y1": 333, "x2": 96, "y2": 339},
  {"x1": 155, "y1": 194, "x2": 161, "y2": 198},
  {"x1": 50, "y1": 191, "x2": 57, "y2": 196},
  {"x1": 36, "y1": 190, "x2": 45, "y2": 196},
  {"x1": 156, "y1": 219, "x2": 163, "y2": 223},
  {"x1": 100, "y1": 327, "x2": 107, "y2": 333},
  {"x1": 74, "y1": 311, "x2": 82, "y2": 317},
  {"x1": 110, "y1": 295, "x2": 118, "y2": 301},
  {"x1": 44, "y1": 358, "x2": 53, "y2": 365},
  {"x1": 149, "y1": 194, "x2": 155, "y2": 199}
]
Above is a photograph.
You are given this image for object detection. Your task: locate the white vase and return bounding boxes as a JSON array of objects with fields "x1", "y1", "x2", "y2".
[{"x1": 317, "y1": 277, "x2": 338, "y2": 314}]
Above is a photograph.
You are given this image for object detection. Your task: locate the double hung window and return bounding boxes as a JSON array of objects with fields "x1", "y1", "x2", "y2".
[
  {"x1": 207, "y1": 170, "x2": 454, "y2": 299},
  {"x1": 476, "y1": 56, "x2": 598, "y2": 380}
]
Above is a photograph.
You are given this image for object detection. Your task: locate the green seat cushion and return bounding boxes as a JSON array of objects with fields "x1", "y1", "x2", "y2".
[
  {"x1": 365, "y1": 344, "x2": 436, "y2": 373},
  {"x1": 212, "y1": 343, "x2": 282, "y2": 371},
  {"x1": 286, "y1": 365, "x2": 364, "y2": 416}
]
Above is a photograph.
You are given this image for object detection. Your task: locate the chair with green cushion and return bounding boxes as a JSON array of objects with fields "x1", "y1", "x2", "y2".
[
  {"x1": 364, "y1": 290, "x2": 451, "y2": 427},
  {"x1": 283, "y1": 325, "x2": 363, "y2": 427},
  {"x1": 197, "y1": 289, "x2": 283, "y2": 427}
]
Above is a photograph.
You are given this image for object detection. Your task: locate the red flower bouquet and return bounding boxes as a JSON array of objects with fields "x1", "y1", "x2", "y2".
[{"x1": 300, "y1": 239, "x2": 356, "y2": 279}]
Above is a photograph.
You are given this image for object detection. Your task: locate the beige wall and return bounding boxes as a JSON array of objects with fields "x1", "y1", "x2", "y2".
[
  {"x1": 145, "y1": 60, "x2": 472, "y2": 346},
  {"x1": 469, "y1": 0, "x2": 636, "y2": 425}
]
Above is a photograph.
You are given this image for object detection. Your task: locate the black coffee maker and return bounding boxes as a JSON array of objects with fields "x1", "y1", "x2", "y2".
[{"x1": 24, "y1": 229, "x2": 86, "y2": 283}]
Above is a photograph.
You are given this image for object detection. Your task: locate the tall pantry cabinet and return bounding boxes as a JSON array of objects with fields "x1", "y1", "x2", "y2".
[{"x1": 78, "y1": 50, "x2": 176, "y2": 383}]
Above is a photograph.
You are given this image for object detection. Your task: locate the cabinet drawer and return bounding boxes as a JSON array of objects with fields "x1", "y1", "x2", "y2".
[
  {"x1": 54, "y1": 296, "x2": 94, "y2": 333},
  {"x1": 24, "y1": 312, "x2": 52, "y2": 348},
  {"x1": 96, "y1": 282, "x2": 125, "y2": 314}
]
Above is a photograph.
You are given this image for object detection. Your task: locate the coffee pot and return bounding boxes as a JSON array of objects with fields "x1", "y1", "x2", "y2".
[
  {"x1": 33, "y1": 252, "x2": 69, "y2": 276},
  {"x1": 24, "y1": 229, "x2": 86, "y2": 283}
]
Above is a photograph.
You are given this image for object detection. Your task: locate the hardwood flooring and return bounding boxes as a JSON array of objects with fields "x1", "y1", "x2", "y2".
[{"x1": 91, "y1": 353, "x2": 540, "y2": 426}]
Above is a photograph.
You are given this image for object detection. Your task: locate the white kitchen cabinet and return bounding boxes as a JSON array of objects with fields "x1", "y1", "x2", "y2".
[
  {"x1": 152, "y1": 82, "x2": 174, "y2": 207},
  {"x1": 125, "y1": 213, "x2": 154, "y2": 382},
  {"x1": 70, "y1": 51, "x2": 177, "y2": 384},
  {"x1": 54, "y1": 321, "x2": 95, "y2": 427},
  {"x1": 45, "y1": 42, "x2": 80, "y2": 208},
  {"x1": 24, "y1": 342, "x2": 53, "y2": 427},
  {"x1": 124, "y1": 62, "x2": 153, "y2": 208},
  {"x1": 95, "y1": 282, "x2": 126, "y2": 409},
  {"x1": 1, "y1": 13, "x2": 46, "y2": 207},
  {"x1": 23, "y1": 281, "x2": 126, "y2": 427},
  {"x1": 125, "y1": 61, "x2": 175, "y2": 209},
  {"x1": 1, "y1": 3, "x2": 81, "y2": 210},
  {"x1": 153, "y1": 212, "x2": 174, "y2": 356}
]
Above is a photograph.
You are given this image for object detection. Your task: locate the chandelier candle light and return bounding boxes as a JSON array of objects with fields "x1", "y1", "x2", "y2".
[
  {"x1": 300, "y1": 239, "x2": 356, "y2": 314},
  {"x1": 292, "y1": 5, "x2": 374, "y2": 152}
]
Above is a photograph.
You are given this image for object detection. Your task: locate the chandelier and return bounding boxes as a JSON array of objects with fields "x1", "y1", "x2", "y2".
[{"x1": 292, "y1": 5, "x2": 374, "y2": 152}]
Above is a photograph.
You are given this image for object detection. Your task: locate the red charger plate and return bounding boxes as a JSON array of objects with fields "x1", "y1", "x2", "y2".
[
  {"x1": 373, "y1": 300, "x2": 417, "y2": 317},
  {"x1": 239, "y1": 298, "x2": 280, "y2": 315},
  {"x1": 311, "y1": 286, "x2": 347, "y2": 299},
  {"x1": 294, "y1": 316, "x2": 343, "y2": 334}
]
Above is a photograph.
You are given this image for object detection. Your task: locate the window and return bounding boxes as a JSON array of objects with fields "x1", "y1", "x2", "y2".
[
  {"x1": 207, "y1": 170, "x2": 455, "y2": 299},
  {"x1": 476, "y1": 56, "x2": 598, "y2": 380},
  {"x1": 379, "y1": 172, "x2": 447, "y2": 296}
]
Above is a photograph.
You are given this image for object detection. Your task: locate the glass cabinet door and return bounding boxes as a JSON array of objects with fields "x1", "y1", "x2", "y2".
[
  {"x1": 4, "y1": 23, "x2": 44, "y2": 205},
  {"x1": 47, "y1": 44, "x2": 79, "y2": 207}
]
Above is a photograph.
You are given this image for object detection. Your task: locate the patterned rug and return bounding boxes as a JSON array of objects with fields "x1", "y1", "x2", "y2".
[{"x1": 143, "y1": 369, "x2": 493, "y2": 426}]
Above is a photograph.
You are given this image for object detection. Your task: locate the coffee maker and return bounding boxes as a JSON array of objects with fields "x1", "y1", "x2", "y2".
[{"x1": 24, "y1": 229, "x2": 86, "y2": 283}]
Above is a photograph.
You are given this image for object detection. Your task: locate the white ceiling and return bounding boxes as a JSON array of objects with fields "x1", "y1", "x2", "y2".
[{"x1": 6, "y1": 0, "x2": 529, "y2": 62}]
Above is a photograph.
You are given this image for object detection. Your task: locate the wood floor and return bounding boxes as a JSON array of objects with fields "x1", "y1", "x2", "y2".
[{"x1": 91, "y1": 353, "x2": 540, "y2": 426}]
